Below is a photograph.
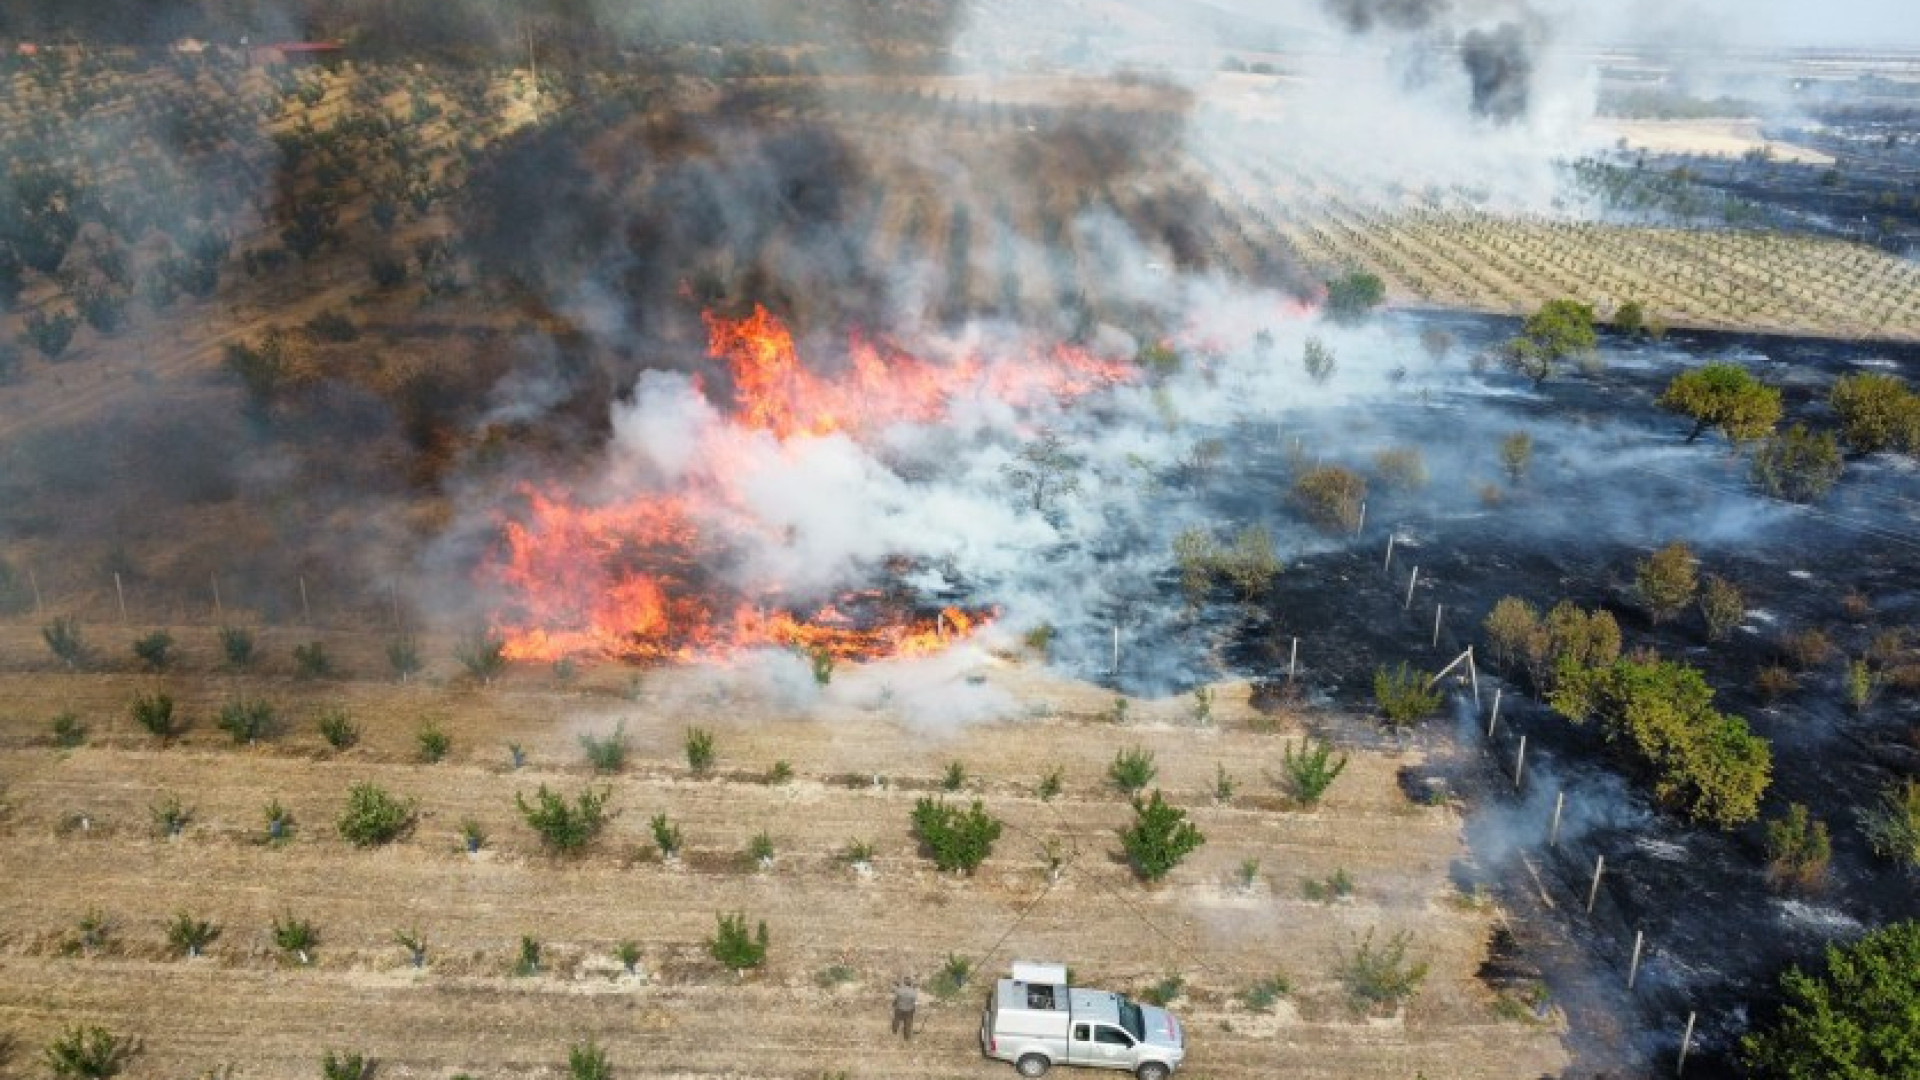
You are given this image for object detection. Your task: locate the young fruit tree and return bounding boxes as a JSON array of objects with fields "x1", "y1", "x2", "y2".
[
  {"x1": 1120, "y1": 790, "x2": 1205, "y2": 881},
  {"x1": 909, "y1": 797, "x2": 1002, "y2": 873},
  {"x1": 1657, "y1": 363, "x2": 1782, "y2": 447},
  {"x1": 1634, "y1": 541, "x2": 1697, "y2": 624}
]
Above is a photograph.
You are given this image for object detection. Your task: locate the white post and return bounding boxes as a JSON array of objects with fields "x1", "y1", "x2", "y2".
[
  {"x1": 29, "y1": 568, "x2": 42, "y2": 615},
  {"x1": 1288, "y1": 637, "x2": 1299, "y2": 681},
  {"x1": 1586, "y1": 855, "x2": 1606, "y2": 914},
  {"x1": 1514, "y1": 735, "x2": 1527, "y2": 788},
  {"x1": 299, "y1": 575, "x2": 311, "y2": 624},
  {"x1": 1355, "y1": 500, "x2": 1366, "y2": 536},
  {"x1": 1432, "y1": 604, "x2": 1443, "y2": 647},
  {"x1": 1628, "y1": 930, "x2": 1645, "y2": 990},
  {"x1": 114, "y1": 573, "x2": 128, "y2": 624},
  {"x1": 1404, "y1": 566, "x2": 1419, "y2": 609},
  {"x1": 212, "y1": 573, "x2": 223, "y2": 619},
  {"x1": 1676, "y1": 1012, "x2": 1697, "y2": 1076},
  {"x1": 1487, "y1": 688, "x2": 1502, "y2": 737},
  {"x1": 1111, "y1": 626, "x2": 1120, "y2": 675},
  {"x1": 389, "y1": 580, "x2": 401, "y2": 631},
  {"x1": 1466, "y1": 646, "x2": 1480, "y2": 707},
  {"x1": 1549, "y1": 790, "x2": 1565, "y2": 846},
  {"x1": 1383, "y1": 533, "x2": 1396, "y2": 573}
]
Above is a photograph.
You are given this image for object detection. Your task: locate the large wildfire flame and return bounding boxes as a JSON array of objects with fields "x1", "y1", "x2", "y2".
[{"x1": 484, "y1": 306, "x2": 1134, "y2": 663}]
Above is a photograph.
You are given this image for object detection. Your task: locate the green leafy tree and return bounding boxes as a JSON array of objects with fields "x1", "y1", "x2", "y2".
[
  {"x1": 415, "y1": 721, "x2": 450, "y2": 763},
  {"x1": 1504, "y1": 299, "x2": 1596, "y2": 385},
  {"x1": 1699, "y1": 575, "x2": 1745, "y2": 641},
  {"x1": 1859, "y1": 778, "x2": 1920, "y2": 869},
  {"x1": 1302, "y1": 336, "x2": 1336, "y2": 383},
  {"x1": 1752, "y1": 424, "x2": 1844, "y2": 502},
  {"x1": 1373, "y1": 663, "x2": 1440, "y2": 728},
  {"x1": 131, "y1": 693, "x2": 178, "y2": 739},
  {"x1": 1324, "y1": 271, "x2": 1385, "y2": 323},
  {"x1": 1337, "y1": 929, "x2": 1430, "y2": 1016},
  {"x1": 1612, "y1": 299, "x2": 1646, "y2": 335},
  {"x1": 292, "y1": 641, "x2": 333, "y2": 679},
  {"x1": 166, "y1": 911, "x2": 218, "y2": 958},
  {"x1": 24, "y1": 307, "x2": 79, "y2": 360},
  {"x1": 387, "y1": 637, "x2": 423, "y2": 680},
  {"x1": 1291, "y1": 465, "x2": 1368, "y2": 533},
  {"x1": 337, "y1": 782, "x2": 417, "y2": 847},
  {"x1": 43, "y1": 615, "x2": 86, "y2": 668},
  {"x1": 708, "y1": 911, "x2": 769, "y2": 971},
  {"x1": 1107, "y1": 746, "x2": 1157, "y2": 794},
  {"x1": 1551, "y1": 657, "x2": 1771, "y2": 827},
  {"x1": 273, "y1": 912, "x2": 319, "y2": 964},
  {"x1": 1121, "y1": 789, "x2": 1205, "y2": 881},
  {"x1": 1002, "y1": 432, "x2": 1082, "y2": 514},
  {"x1": 568, "y1": 1039, "x2": 613, "y2": 1080},
  {"x1": 515, "y1": 784, "x2": 610, "y2": 854},
  {"x1": 216, "y1": 700, "x2": 276, "y2": 743},
  {"x1": 1499, "y1": 431, "x2": 1534, "y2": 483},
  {"x1": 1282, "y1": 737, "x2": 1350, "y2": 806},
  {"x1": 1635, "y1": 541, "x2": 1697, "y2": 624},
  {"x1": 321, "y1": 1051, "x2": 366, "y2": 1080},
  {"x1": 580, "y1": 724, "x2": 627, "y2": 773},
  {"x1": 1742, "y1": 920, "x2": 1920, "y2": 1079},
  {"x1": 909, "y1": 797, "x2": 1002, "y2": 873},
  {"x1": 317, "y1": 708, "x2": 359, "y2": 750},
  {"x1": 1658, "y1": 363, "x2": 1782, "y2": 446},
  {"x1": 1830, "y1": 373, "x2": 1920, "y2": 454},
  {"x1": 219, "y1": 626, "x2": 256, "y2": 669},
  {"x1": 683, "y1": 727, "x2": 716, "y2": 773},
  {"x1": 454, "y1": 627, "x2": 507, "y2": 681}
]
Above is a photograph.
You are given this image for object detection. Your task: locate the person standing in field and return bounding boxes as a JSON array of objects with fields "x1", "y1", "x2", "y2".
[{"x1": 892, "y1": 975, "x2": 919, "y2": 1039}]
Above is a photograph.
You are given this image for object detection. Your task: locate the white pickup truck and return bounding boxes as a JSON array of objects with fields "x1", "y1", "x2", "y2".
[{"x1": 980, "y1": 962, "x2": 1186, "y2": 1080}]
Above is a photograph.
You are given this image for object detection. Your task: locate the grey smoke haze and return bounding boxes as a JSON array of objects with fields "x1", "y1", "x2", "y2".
[
  {"x1": 1461, "y1": 22, "x2": 1535, "y2": 123},
  {"x1": 1324, "y1": 0, "x2": 1449, "y2": 34}
]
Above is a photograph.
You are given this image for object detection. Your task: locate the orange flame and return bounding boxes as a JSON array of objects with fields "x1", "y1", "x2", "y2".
[{"x1": 485, "y1": 307, "x2": 1132, "y2": 664}]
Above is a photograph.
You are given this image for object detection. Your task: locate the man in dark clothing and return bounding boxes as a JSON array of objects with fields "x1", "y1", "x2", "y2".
[{"x1": 892, "y1": 976, "x2": 919, "y2": 1039}]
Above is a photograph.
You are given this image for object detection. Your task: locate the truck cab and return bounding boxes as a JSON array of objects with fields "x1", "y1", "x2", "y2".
[{"x1": 980, "y1": 962, "x2": 1185, "y2": 1080}]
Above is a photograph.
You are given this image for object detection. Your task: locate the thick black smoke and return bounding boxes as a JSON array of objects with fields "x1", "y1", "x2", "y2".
[
  {"x1": 1461, "y1": 23, "x2": 1534, "y2": 123},
  {"x1": 1323, "y1": 0, "x2": 1450, "y2": 34}
]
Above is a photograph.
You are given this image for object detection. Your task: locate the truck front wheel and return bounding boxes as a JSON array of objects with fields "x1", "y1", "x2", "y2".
[
  {"x1": 1016, "y1": 1054, "x2": 1051, "y2": 1077},
  {"x1": 1135, "y1": 1064, "x2": 1170, "y2": 1080}
]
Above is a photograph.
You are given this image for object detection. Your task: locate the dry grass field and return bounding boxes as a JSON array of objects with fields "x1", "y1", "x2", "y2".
[{"x1": 0, "y1": 622, "x2": 1567, "y2": 1079}]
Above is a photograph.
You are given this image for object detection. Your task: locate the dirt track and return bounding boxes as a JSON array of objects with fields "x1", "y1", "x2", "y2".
[{"x1": 0, "y1": 626, "x2": 1568, "y2": 1079}]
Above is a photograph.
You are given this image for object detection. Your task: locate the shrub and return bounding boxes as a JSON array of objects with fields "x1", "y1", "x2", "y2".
[
  {"x1": 1141, "y1": 974, "x2": 1185, "y2": 1007},
  {"x1": 1545, "y1": 602, "x2": 1621, "y2": 675},
  {"x1": 747, "y1": 831, "x2": 775, "y2": 865},
  {"x1": 1024, "y1": 623, "x2": 1055, "y2": 657},
  {"x1": 841, "y1": 839, "x2": 877, "y2": 868},
  {"x1": 766, "y1": 759, "x2": 793, "y2": 784},
  {"x1": 1612, "y1": 299, "x2": 1646, "y2": 335},
  {"x1": 1281, "y1": 737, "x2": 1349, "y2": 806},
  {"x1": 1373, "y1": 663, "x2": 1440, "y2": 728},
  {"x1": 1291, "y1": 465, "x2": 1368, "y2": 533},
  {"x1": 615, "y1": 941, "x2": 642, "y2": 975},
  {"x1": 1764, "y1": 803, "x2": 1830, "y2": 891},
  {"x1": 683, "y1": 727, "x2": 715, "y2": 773},
  {"x1": 580, "y1": 724, "x2": 627, "y2": 773},
  {"x1": 454, "y1": 627, "x2": 507, "y2": 681},
  {"x1": 1372, "y1": 446, "x2": 1429, "y2": 490},
  {"x1": 708, "y1": 912, "x2": 769, "y2": 971},
  {"x1": 1323, "y1": 271, "x2": 1385, "y2": 323},
  {"x1": 931, "y1": 953, "x2": 973, "y2": 999},
  {"x1": 1756, "y1": 665, "x2": 1798, "y2": 702},
  {"x1": 1780, "y1": 628, "x2": 1834, "y2": 670},
  {"x1": 942, "y1": 761, "x2": 967, "y2": 791},
  {"x1": 386, "y1": 637, "x2": 422, "y2": 680},
  {"x1": 460, "y1": 819, "x2": 487, "y2": 853},
  {"x1": 1846, "y1": 659, "x2": 1878, "y2": 711},
  {"x1": 1499, "y1": 431, "x2": 1533, "y2": 483},
  {"x1": 1301, "y1": 336, "x2": 1336, "y2": 383},
  {"x1": 1172, "y1": 525, "x2": 1281, "y2": 601},
  {"x1": 132, "y1": 630, "x2": 175, "y2": 672},
  {"x1": 1214, "y1": 764, "x2": 1236, "y2": 801},
  {"x1": 218, "y1": 626, "x2": 255, "y2": 669},
  {"x1": 337, "y1": 783, "x2": 417, "y2": 847},
  {"x1": 150, "y1": 795, "x2": 190, "y2": 837},
  {"x1": 1036, "y1": 767, "x2": 1064, "y2": 801},
  {"x1": 1303, "y1": 868, "x2": 1357, "y2": 902},
  {"x1": 415, "y1": 721, "x2": 450, "y2": 763},
  {"x1": 1859, "y1": 779, "x2": 1920, "y2": 869},
  {"x1": 1337, "y1": 929, "x2": 1430, "y2": 1016},
  {"x1": 809, "y1": 646, "x2": 834, "y2": 686},
  {"x1": 1504, "y1": 298, "x2": 1596, "y2": 385},
  {"x1": 1635, "y1": 541, "x2": 1697, "y2": 624},
  {"x1": 1551, "y1": 657, "x2": 1771, "y2": 828},
  {"x1": 568, "y1": 1038, "x2": 613, "y2": 1080},
  {"x1": 1741, "y1": 920, "x2": 1920, "y2": 1078},
  {"x1": 1752, "y1": 423, "x2": 1846, "y2": 503},
  {"x1": 273, "y1": 912, "x2": 318, "y2": 964},
  {"x1": 650, "y1": 813, "x2": 683, "y2": 858},
  {"x1": 166, "y1": 911, "x2": 218, "y2": 958},
  {"x1": 52, "y1": 711, "x2": 87, "y2": 747},
  {"x1": 514, "y1": 936, "x2": 541, "y2": 976},
  {"x1": 42, "y1": 1025, "x2": 125, "y2": 1079},
  {"x1": 910, "y1": 797, "x2": 1002, "y2": 873},
  {"x1": 1120, "y1": 790, "x2": 1205, "y2": 882},
  {"x1": 25, "y1": 308, "x2": 79, "y2": 360},
  {"x1": 216, "y1": 700, "x2": 275, "y2": 743},
  {"x1": 43, "y1": 615, "x2": 86, "y2": 668},
  {"x1": 292, "y1": 641, "x2": 333, "y2": 679},
  {"x1": 1108, "y1": 746, "x2": 1157, "y2": 794},
  {"x1": 1699, "y1": 576, "x2": 1745, "y2": 641},
  {"x1": 131, "y1": 693, "x2": 177, "y2": 739},
  {"x1": 1239, "y1": 973, "x2": 1292, "y2": 1012},
  {"x1": 317, "y1": 708, "x2": 359, "y2": 750},
  {"x1": 321, "y1": 1052, "x2": 366, "y2": 1080},
  {"x1": 1483, "y1": 596, "x2": 1543, "y2": 673},
  {"x1": 264, "y1": 798, "x2": 294, "y2": 842},
  {"x1": 516, "y1": 785, "x2": 610, "y2": 854},
  {"x1": 1236, "y1": 858, "x2": 1260, "y2": 890}
]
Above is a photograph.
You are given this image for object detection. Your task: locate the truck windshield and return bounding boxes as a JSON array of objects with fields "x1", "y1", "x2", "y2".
[{"x1": 1118, "y1": 998, "x2": 1146, "y2": 1042}]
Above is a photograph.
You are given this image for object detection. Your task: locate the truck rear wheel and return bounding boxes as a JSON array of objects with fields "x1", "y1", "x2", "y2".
[
  {"x1": 1016, "y1": 1054, "x2": 1051, "y2": 1077},
  {"x1": 1135, "y1": 1064, "x2": 1169, "y2": 1080}
]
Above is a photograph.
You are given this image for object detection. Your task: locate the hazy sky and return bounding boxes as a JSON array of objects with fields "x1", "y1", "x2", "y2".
[{"x1": 1739, "y1": 0, "x2": 1920, "y2": 46}]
